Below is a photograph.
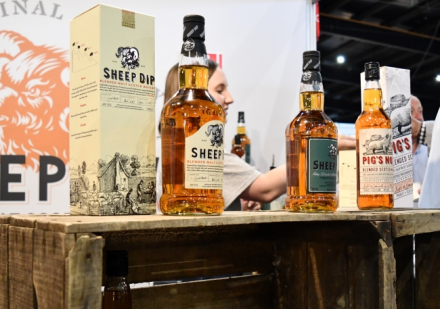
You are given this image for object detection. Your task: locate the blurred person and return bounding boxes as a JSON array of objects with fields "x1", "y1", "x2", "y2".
[
  {"x1": 157, "y1": 60, "x2": 355, "y2": 212},
  {"x1": 411, "y1": 95, "x2": 428, "y2": 187}
]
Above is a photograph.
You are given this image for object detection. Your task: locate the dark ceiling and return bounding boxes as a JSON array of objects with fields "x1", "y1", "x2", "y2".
[{"x1": 317, "y1": 0, "x2": 440, "y2": 123}]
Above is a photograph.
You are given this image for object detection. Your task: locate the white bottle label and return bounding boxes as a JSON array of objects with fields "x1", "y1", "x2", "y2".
[
  {"x1": 185, "y1": 120, "x2": 224, "y2": 189},
  {"x1": 359, "y1": 128, "x2": 394, "y2": 195}
]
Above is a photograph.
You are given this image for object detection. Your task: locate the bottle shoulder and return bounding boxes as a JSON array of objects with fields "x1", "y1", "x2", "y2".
[
  {"x1": 287, "y1": 111, "x2": 338, "y2": 136},
  {"x1": 356, "y1": 109, "x2": 392, "y2": 129}
]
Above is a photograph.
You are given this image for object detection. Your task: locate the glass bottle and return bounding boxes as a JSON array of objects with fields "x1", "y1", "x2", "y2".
[
  {"x1": 231, "y1": 134, "x2": 245, "y2": 158},
  {"x1": 232, "y1": 111, "x2": 251, "y2": 163},
  {"x1": 102, "y1": 250, "x2": 132, "y2": 309},
  {"x1": 285, "y1": 50, "x2": 338, "y2": 212},
  {"x1": 160, "y1": 15, "x2": 225, "y2": 215},
  {"x1": 356, "y1": 62, "x2": 394, "y2": 210}
]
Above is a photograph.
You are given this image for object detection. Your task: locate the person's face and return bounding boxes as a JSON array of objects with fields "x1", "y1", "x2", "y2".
[
  {"x1": 208, "y1": 68, "x2": 234, "y2": 121},
  {"x1": 411, "y1": 97, "x2": 424, "y2": 122}
]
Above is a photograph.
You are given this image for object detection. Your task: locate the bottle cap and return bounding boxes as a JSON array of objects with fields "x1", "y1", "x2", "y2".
[
  {"x1": 364, "y1": 62, "x2": 380, "y2": 81},
  {"x1": 183, "y1": 15, "x2": 205, "y2": 42},
  {"x1": 238, "y1": 111, "x2": 245, "y2": 123},
  {"x1": 303, "y1": 50, "x2": 321, "y2": 71},
  {"x1": 106, "y1": 250, "x2": 129, "y2": 277},
  {"x1": 234, "y1": 134, "x2": 242, "y2": 145}
]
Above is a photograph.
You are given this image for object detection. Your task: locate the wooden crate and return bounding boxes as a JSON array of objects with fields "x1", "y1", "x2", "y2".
[
  {"x1": 0, "y1": 216, "x2": 10, "y2": 309},
  {"x1": 5, "y1": 210, "x2": 402, "y2": 309}
]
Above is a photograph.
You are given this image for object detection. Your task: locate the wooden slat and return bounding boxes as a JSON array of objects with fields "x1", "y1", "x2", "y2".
[
  {"x1": 131, "y1": 274, "x2": 272, "y2": 309},
  {"x1": 394, "y1": 236, "x2": 414, "y2": 309},
  {"x1": 415, "y1": 232, "x2": 440, "y2": 308},
  {"x1": 30, "y1": 211, "x2": 391, "y2": 234},
  {"x1": 33, "y1": 229, "x2": 75, "y2": 309},
  {"x1": 0, "y1": 223, "x2": 9, "y2": 309},
  {"x1": 391, "y1": 210, "x2": 440, "y2": 237},
  {"x1": 378, "y1": 239, "x2": 396, "y2": 309},
  {"x1": 66, "y1": 234, "x2": 104, "y2": 309},
  {"x1": 8, "y1": 226, "x2": 34, "y2": 309}
]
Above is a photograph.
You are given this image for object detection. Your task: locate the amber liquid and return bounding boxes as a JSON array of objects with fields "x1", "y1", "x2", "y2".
[
  {"x1": 160, "y1": 65, "x2": 225, "y2": 215},
  {"x1": 232, "y1": 127, "x2": 251, "y2": 153},
  {"x1": 231, "y1": 145, "x2": 245, "y2": 158},
  {"x1": 285, "y1": 91, "x2": 338, "y2": 212},
  {"x1": 356, "y1": 88, "x2": 394, "y2": 210},
  {"x1": 102, "y1": 289, "x2": 132, "y2": 309}
]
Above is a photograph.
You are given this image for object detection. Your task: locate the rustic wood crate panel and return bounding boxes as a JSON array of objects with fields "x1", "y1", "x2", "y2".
[
  {"x1": 131, "y1": 274, "x2": 272, "y2": 309},
  {"x1": 0, "y1": 217, "x2": 10, "y2": 309},
  {"x1": 8, "y1": 226, "x2": 34, "y2": 309},
  {"x1": 393, "y1": 235, "x2": 414, "y2": 309}
]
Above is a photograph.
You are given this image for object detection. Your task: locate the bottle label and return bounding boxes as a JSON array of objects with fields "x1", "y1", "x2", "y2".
[
  {"x1": 245, "y1": 144, "x2": 251, "y2": 164},
  {"x1": 185, "y1": 120, "x2": 224, "y2": 189},
  {"x1": 359, "y1": 128, "x2": 394, "y2": 195},
  {"x1": 307, "y1": 138, "x2": 337, "y2": 193}
]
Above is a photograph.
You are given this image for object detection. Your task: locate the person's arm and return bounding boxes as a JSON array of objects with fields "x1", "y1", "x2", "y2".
[
  {"x1": 338, "y1": 134, "x2": 356, "y2": 151},
  {"x1": 240, "y1": 165, "x2": 286, "y2": 203}
]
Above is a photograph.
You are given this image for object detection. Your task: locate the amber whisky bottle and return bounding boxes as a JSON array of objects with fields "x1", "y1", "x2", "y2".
[
  {"x1": 160, "y1": 15, "x2": 225, "y2": 215},
  {"x1": 231, "y1": 134, "x2": 245, "y2": 158},
  {"x1": 356, "y1": 62, "x2": 394, "y2": 210},
  {"x1": 102, "y1": 250, "x2": 132, "y2": 309},
  {"x1": 285, "y1": 50, "x2": 338, "y2": 212},
  {"x1": 231, "y1": 111, "x2": 251, "y2": 163}
]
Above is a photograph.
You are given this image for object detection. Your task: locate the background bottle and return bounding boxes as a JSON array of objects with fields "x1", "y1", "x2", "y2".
[
  {"x1": 232, "y1": 111, "x2": 251, "y2": 164},
  {"x1": 160, "y1": 15, "x2": 225, "y2": 215},
  {"x1": 356, "y1": 62, "x2": 394, "y2": 210},
  {"x1": 231, "y1": 134, "x2": 245, "y2": 158},
  {"x1": 103, "y1": 250, "x2": 132, "y2": 309},
  {"x1": 285, "y1": 50, "x2": 338, "y2": 212}
]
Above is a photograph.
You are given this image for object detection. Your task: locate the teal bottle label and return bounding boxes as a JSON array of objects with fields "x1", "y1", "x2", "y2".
[
  {"x1": 245, "y1": 144, "x2": 251, "y2": 164},
  {"x1": 307, "y1": 138, "x2": 337, "y2": 193}
]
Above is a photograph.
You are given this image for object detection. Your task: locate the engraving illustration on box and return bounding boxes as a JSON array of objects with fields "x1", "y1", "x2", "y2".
[{"x1": 383, "y1": 94, "x2": 411, "y2": 139}]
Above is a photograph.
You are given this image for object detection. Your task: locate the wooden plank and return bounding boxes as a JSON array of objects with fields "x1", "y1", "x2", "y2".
[
  {"x1": 33, "y1": 229, "x2": 75, "y2": 309},
  {"x1": 31, "y1": 211, "x2": 391, "y2": 234},
  {"x1": 0, "y1": 216, "x2": 10, "y2": 224},
  {"x1": 0, "y1": 223, "x2": 9, "y2": 309},
  {"x1": 378, "y1": 239, "x2": 396, "y2": 309},
  {"x1": 393, "y1": 236, "x2": 414, "y2": 309},
  {"x1": 66, "y1": 234, "x2": 104, "y2": 309},
  {"x1": 391, "y1": 210, "x2": 440, "y2": 237},
  {"x1": 415, "y1": 232, "x2": 440, "y2": 308},
  {"x1": 101, "y1": 225, "x2": 273, "y2": 283},
  {"x1": 131, "y1": 274, "x2": 272, "y2": 309},
  {"x1": 347, "y1": 244, "x2": 379, "y2": 309},
  {"x1": 8, "y1": 226, "x2": 34, "y2": 309}
]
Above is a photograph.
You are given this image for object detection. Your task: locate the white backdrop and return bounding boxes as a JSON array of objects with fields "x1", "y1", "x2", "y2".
[{"x1": 1, "y1": 0, "x2": 311, "y2": 213}]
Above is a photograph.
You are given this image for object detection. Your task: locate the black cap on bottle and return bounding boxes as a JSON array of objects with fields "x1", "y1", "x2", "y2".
[
  {"x1": 303, "y1": 50, "x2": 321, "y2": 71},
  {"x1": 234, "y1": 134, "x2": 242, "y2": 145},
  {"x1": 183, "y1": 15, "x2": 205, "y2": 41},
  {"x1": 364, "y1": 62, "x2": 380, "y2": 81},
  {"x1": 106, "y1": 250, "x2": 129, "y2": 277},
  {"x1": 238, "y1": 111, "x2": 245, "y2": 123}
]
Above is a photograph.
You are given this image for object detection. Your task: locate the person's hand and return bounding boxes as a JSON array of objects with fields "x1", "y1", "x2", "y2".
[
  {"x1": 241, "y1": 199, "x2": 261, "y2": 211},
  {"x1": 411, "y1": 116, "x2": 422, "y2": 140},
  {"x1": 338, "y1": 134, "x2": 356, "y2": 151}
]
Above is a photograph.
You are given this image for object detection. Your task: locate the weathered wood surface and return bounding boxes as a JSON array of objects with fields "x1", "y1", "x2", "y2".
[
  {"x1": 33, "y1": 229, "x2": 75, "y2": 309},
  {"x1": 0, "y1": 219, "x2": 9, "y2": 309},
  {"x1": 8, "y1": 226, "x2": 34, "y2": 309},
  {"x1": 378, "y1": 239, "x2": 396, "y2": 309},
  {"x1": 391, "y1": 209, "x2": 440, "y2": 237},
  {"x1": 67, "y1": 234, "x2": 104, "y2": 309},
  {"x1": 8, "y1": 210, "x2": 392, "y2": 234},
  {"x1": 394, "y1": 236, "x2": 414, "y2": 309},
  {"x1": 131, "y1": 274, "x2": 272, "y2": 309}
]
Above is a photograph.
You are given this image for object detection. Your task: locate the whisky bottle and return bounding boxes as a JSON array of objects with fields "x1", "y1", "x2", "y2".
[
  {"x1": 356, "y1": 62, "x2": 394, "y2": 210},
  {"x1": 285, "y1": 50, "x2": 338, "y2": 212},
  {"x1": 160, "y1": 15, "x2": 225, "y2": 215},
  {"x1": 231, "y1": 134, "x2": 245, "y2": 158},
  {"x1": 102, "y1": 251, "x2": 132, "y2": 309},
  {"x1": 232, "y1": 111, "x2": 251, "y2": 163}
]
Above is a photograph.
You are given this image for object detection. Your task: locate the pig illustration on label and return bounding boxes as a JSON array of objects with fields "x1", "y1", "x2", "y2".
[
  {"x1": 384, "y1": 94, "x2": 411, "y2": 138},
  {"x1": 363, "y1": 134, "x2": 392, "y2": 155},
  {"x1": 205, "y1": 124, "x2": 224, "y2": 148}
]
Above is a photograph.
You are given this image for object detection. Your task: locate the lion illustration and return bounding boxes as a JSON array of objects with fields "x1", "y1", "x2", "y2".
[{"x1": 0, "y1": 31, "x2": 69, "y2": 170}]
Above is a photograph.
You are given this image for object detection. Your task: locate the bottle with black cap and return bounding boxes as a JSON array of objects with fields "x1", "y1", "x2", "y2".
[
  {"x1": 356, "y1": 62, "x2": 394, "y2": 210},
  {"x1": 102, "y1": 250, "x2": 132, "y2": 309},
  {"x1": 231, "y1": 134, "x2": 245, "y2": 158},
  {"x1": 160, "y1": 15, "x2": 225, "y2": 215},
  {"x1": 285, "y1": 50, "x2": 338, "y2": 213},
  {"x1": 231, "y1": 111, "x2": 251, "y2": 163}
]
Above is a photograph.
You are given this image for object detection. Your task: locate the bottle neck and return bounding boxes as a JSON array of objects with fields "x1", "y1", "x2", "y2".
[
  {"x1": 363, "y1": 80, "x2": 383, "y2": 111},
  {"x1": 237, "y1": 123, "x2": 246, "y2": 134},
  {"x1": 300, "y1": 70, "x2": 324, "y2": 111},
  {"x1": 179, "y1": 39, "x2": 208, "y2": 90}
]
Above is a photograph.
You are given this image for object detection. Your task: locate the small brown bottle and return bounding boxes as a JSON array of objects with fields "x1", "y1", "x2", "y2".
[
  {"x1": 103, "y1": 250, "x2": 132, "y2": 309},
  {"x1": 231, "y1": 134, "x2": 245, "y2": 158},
  {"x1": 356, "y1": 62, "x2": 394, "y2": 210},
  {"x1": 232, "y1": 111, "x2": 251, "y2": 163}
]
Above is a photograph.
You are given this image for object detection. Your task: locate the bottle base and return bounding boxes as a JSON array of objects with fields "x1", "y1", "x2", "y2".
[
  {"x1": 160, "y1": 195, "x2": 224, "y2": 216},
  {"x1": 357, "y1": 206, "x2": 393, "y2": 211},
  {"x1": 285, "y1": 196, "x2": 338, "y2": 213}
]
